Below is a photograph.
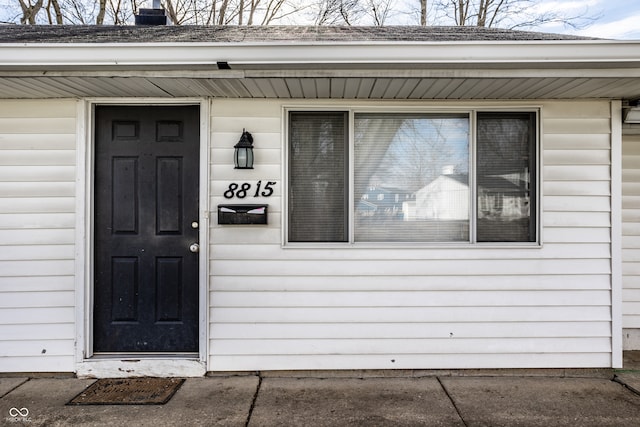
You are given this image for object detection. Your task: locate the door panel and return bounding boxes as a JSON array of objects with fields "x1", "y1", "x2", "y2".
[{"x1": 94, "y1": 105, "x2": 200, "y2": 353}]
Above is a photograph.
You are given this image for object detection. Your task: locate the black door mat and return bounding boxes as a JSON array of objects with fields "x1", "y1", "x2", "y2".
[{"x1": 68, "y1": 378, "x2": 185, "y2": 405}]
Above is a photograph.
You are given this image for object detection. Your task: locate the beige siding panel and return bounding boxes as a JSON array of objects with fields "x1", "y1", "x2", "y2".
[
  {"x1": 544, "y1": 165, "x2": 610, "y2": 181},
  {"x1": 623, "y1": 316, "x2": 640, "y2": 328},
  {"x1": 542, "y1": 227, "x2": 611, "y2": 243},
  {"x1": 0, "y1": 134, "x2": 75, "y2": 150},
  {"x1": 0, "y1": 291, "x2": 74, "y2": 308},
  {"x1": 0, "y1": 244, "x2": 75, "y2": 261},
  {"x1": 623, "y1": 223, "x2": 640, "y2": 236},
  {"x1": 0, "y1": 165, "x2": 75, "y2": 182},
  {"x1": 210, "y1": 353, "x2": 612, "y2": 371},
  {"x1": 0, "y1": 213, "x2": 75, "y2": 229},
  {"x1": 543, "y1": 118, "x2": 610, "y2": 135},
  {"x1": 0, "y1": 150, "x2": 75, "y2": 166},
  {"x1": 0, "y1": 182, "x2": 75, "y2": 197},
  {"x1": 211, "y1": 322, "x2": 610, "y2": 340},
  {"x1": 544, "y1": 133, "x2": 611, "y2": 150},
  {"x1": 623, "y1": 262, "x2": 640, "y2": 276},
  {"x1": 542, "y1": 101, "x2": 611, "y2": 118},
  {"x1": 212, "y1": 290, "x2": 610, "y2": 308},
  {"x1": 1, "y1": 340, "x2": 75, "y2": 357},
  {"x1": 622, "y1": 182, "x2": 640, "y2": 196},
  {"x1": 210, "y1": 164, "x2": 280, "y2": 181},
  {"x1": 623, "y1": 249, "x2": 640, "y2": 263},
  {"x1": 624, "y1": 236, "x2": 640, "y2": 249},
  {"x1": 212, "y1": 274, "x2": 610, "y2": 292},
  {"x1": 209, "y1": 338, "x2": 610, "y2": 358},
  {"x1": 211, "y1": 243, "x2": 610, "y2": 261},
  {"x1": 209, "y1": 99, "x2": 615, "y2": 370},
  {"x1": 0, "y1": 258, "x2": 74, "y2": 277},
  {"x1": 0, "y1": 118, "x2": 75, "y2": 134},
  {"x1": 0, "y1": 99, "x2": 76, "y2": 372},
  {"x1": 624, "y1": 302, "x2": 640, "y2": 316},
  {"x1": 0, "y1": 356, "x2": 74, "y2": 373},
  {"x1": 212, "y1": 306, "x2": 611, "y2": 324},
  {"x1": 623, "y1": 135, "x2": 640, "y2": 331},
  {"x1": 544, "y1": 181, "x2": 610, "y2": 196},
  {"x1": 623, "y1": 155, "x2": 640, "y2": 169},
  {"x1": 0, "y1": 276, "x2": 74, "y2": 293},
  {"x1": 543, "y1": 196, "x2": 610, "y2": 212},
  {"x1": 211, "y1": 117, "x2": 281, "y2": 133},
  {"x1": 0, "y1": 99, "x2": 76, "y2": 117},
  {"x1": 0, "y1": 197, "x2": 75, "y2": 213},
  {"x1": 624, "y1": 196, "x2": 640, "y2": 210},
  {"x1": 0, "y1": 323, "x2": 74, "y2": 340},
  {"x1": 544, "y1": 150, "x2": 610, "y2": 165},
  {"x1": 210, "y1": 259, "x2": 611, "y2": 277},
  {"x1": 543, "y1": 212, "x2": 610, "y2": 227}
]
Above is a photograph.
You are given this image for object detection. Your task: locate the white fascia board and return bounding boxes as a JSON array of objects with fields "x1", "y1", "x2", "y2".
[{"x1": 2, "y1": 40, "x2": 640, "y2": 69}]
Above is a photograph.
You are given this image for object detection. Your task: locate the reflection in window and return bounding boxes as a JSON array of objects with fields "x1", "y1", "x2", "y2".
[
  {"x1": 476, "y1": 112, "x2": 536, "y2": 242},
  {"x1": 288, "y1": 112, "x2": 348, "y2": 242},
  {"x1": 287, "y1": 110, "x2": 537, "y2": 245},
  {"x1": 354, "y1": 114, "x2": 470, "y2": 242}
]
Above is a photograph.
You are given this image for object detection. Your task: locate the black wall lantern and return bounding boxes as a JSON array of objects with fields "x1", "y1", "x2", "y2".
[{"x1": 234, "y1": 129, "x2": 254, "y2": 169}]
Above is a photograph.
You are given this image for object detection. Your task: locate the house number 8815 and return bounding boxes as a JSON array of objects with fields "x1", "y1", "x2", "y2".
[{"x1": 224, "y1": 181, "x2": 276, "y2": 199}]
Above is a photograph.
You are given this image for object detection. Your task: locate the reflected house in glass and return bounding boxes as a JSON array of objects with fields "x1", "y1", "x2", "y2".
[
  {"x1": 359, "y1": 186, "x2": 413, "y2": 218},
  {"x1": 412, "y1": 169, "x2": 469, "y2": 221}
]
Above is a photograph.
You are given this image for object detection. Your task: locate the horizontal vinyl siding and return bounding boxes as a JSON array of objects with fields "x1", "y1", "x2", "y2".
[
  {"x1": 0, "y1": 99, "x2": 76, "y2": 372},
  {"x1": 208, "y1": 100, "x2": 613, "y2": 371},
  {"x1": 623, "y1": 133, "x2": 640, "y2": 330}
]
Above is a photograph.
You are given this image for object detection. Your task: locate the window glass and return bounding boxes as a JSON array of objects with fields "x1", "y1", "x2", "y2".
[
  {"x1": 476, "y1": 112, "x2": 536, "y2": 242},
  {"x1": 287, "y1": 110, "x2": 537, "y2": 245},
  {"x1": 354, "y1": 114, "x2": 470, "y2": 242},
  {"x1": 288, "y1": 112, "x2": 348, "y2": 242}
]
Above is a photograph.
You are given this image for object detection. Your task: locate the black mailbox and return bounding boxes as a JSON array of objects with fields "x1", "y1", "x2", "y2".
[{"x1": 218, "y1": 204, "x2": 268, "y2": 225}]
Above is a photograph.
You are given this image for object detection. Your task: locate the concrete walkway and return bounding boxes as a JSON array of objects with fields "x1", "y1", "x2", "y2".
[{"x1": 2, "y1": 367, "x2": 640, "y2": 426}]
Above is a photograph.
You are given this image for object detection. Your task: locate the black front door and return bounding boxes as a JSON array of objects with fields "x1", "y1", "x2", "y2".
[{"x1": 94, "y1": 105, "x2": 200, "y2": 353}]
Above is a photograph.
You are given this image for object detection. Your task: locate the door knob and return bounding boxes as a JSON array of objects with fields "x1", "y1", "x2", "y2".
[{"x1": 189, "y1": 243, "x2": 200, "y2": 253}]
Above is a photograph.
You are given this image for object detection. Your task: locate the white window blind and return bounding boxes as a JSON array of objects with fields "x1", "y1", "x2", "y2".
[
  {"x1": 288, "y1": 112, "x2": 348, "y2": 242},
  {"x1": 476, "y1": 112, "x2": 536, "y2": 242}
]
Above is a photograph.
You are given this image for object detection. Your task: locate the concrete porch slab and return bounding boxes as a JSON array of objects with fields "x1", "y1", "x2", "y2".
[
  {"x1": 0, "y1": 376, "x2": 258, "y2": 427},
  {"x1": 440, "y1": 376, "x2": 640, "y2": 427},
  {"x1": 249, "y1": 377, "x2": 463, "y2": 426},
  {"x1": 0, "y1": 377, "x2": 28, "y2": 398}
]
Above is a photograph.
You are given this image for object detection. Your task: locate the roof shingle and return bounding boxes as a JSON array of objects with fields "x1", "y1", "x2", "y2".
[{"x1": 0, "y1": 24, "x2": 597, "y2": 44}]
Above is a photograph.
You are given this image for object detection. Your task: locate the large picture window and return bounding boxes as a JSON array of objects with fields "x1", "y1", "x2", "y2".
[{"x1": 287, "y1": 110, "x2": 537, "y2": 244}]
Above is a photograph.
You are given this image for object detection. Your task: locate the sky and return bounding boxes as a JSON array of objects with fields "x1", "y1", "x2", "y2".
[{"x1": 535, "y1": 0, "x2": 640, "y2": 39}]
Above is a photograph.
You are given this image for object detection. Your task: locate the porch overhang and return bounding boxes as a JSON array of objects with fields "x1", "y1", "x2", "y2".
[{"x1": 2, "y1": 38, "x2": 640, "y2": 100}]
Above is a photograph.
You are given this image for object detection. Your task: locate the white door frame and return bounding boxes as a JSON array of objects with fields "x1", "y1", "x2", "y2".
[{"x1": 74, "y1": 98, "x2": 210, "y2": 377}]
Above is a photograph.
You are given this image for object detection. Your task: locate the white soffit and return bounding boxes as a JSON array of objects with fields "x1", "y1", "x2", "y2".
[{"x1": 1, "y1": 39, "x2": 640, "y2": 100}]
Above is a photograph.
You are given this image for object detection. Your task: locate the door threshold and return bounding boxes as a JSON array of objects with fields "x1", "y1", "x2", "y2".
[
  {"x1": 91, "y1": 353, "x2": 199, "y2": 360},
  {"x1": 77, "y1": 356, "x2": 206, "y2": 378}
]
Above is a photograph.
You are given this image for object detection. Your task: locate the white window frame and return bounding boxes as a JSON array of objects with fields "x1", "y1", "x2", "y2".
[{"x1": 284, "y1": 106, "x2": 541, "y2": 248}]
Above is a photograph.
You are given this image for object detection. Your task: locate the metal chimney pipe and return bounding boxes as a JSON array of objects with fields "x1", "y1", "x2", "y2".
[{"x1": 135, "y1": 0, "x2": 168, "y2": 25}]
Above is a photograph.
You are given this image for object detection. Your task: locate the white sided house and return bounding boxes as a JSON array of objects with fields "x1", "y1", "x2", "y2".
[{"x1": 1, "y1": 22, "x2": 640, "y2": 377}]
